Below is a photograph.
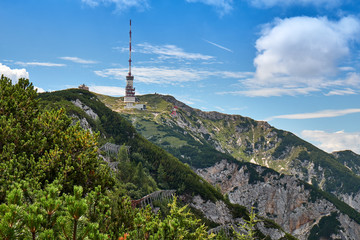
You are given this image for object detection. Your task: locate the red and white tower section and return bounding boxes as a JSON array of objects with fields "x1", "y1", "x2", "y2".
[{"x1": 124, "y1": 20, "x2": 136, "y2": 108}]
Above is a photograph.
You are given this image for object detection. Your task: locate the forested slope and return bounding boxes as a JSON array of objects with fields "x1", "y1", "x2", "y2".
[
  {"x1": 0, "y1": 77, "x2": 236, "y2": 239},
  {"x1": 102, "y1": 93, "x2": 360, "y2": 213}
]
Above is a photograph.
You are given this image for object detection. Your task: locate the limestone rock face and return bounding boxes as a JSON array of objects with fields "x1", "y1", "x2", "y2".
[
  {"x1": 196, "y1": 160, "x2": 360, "y2": 240},
  {"x1": 157, "y1": 95, "x2": 360, "y2": 212},
  {"x1": 98, "y1": 93, "x2": 360, "y2": 238},
  {"x1": 338, "y1": 213, "x2": 360, "y2": 239},
  {"x1": 340, "y1": 192, "x2": 360, "y2": 214},
  {"x1": 72, "y1": 99, "x2": 99, "y2": 120},
  {"x1": 188, "y1": 195, "x2": 286, "y2": 239},
  {"x1": 70, "y1": 114, "x2": 93, "y2": 133},
  {"x1": 190, "y1": 195, "x2": 233, "y2": 225},
  {"x1": 70, "y1": 99, "x2": 100, "y2": 133}
]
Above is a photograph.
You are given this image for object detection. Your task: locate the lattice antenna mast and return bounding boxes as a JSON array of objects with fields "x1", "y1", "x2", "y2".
[{"x1": 128, "y1": 19, "x2": 132, "y2": 76}]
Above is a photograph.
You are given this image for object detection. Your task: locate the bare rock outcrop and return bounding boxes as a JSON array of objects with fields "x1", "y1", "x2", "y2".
[
  {"x1": 72, "y1": 99, "x2": 99, "y2": 120},
  {"x1": 196, "y1": 160, "x2": 360, "y2": 240}
]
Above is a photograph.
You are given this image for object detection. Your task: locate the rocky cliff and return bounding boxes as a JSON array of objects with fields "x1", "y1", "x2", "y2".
[
  {"x1": 40, "y1": 89, "x2": 301, "y2": 239},
  {"x1": 332, "y1": 150, "x2": 360, "y2": 176},
  {"x1": 118, "y1": 94, "x2": 360, "y2": 213},
  {"x1": 94, "y1": 93, "x2": 360, "y2": 238},
  {"x1": 197, "y1": 160, "x2": 360, "y2": 240}
]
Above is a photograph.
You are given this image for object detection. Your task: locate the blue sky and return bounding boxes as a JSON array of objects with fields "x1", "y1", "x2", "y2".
[{"x1": 1, "y1": 0, "x2": 360, "y2": 154}]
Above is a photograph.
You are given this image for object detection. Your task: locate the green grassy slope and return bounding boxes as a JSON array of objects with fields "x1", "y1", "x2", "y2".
[
  {"x1": 39, "y1": 89, "x2": 360, "y2": 237},
  {"x1": 332, "y1": 150, "x2": 360, "y2": 176},
  {"x1": 39, "y1": 89, "x2": 224, "y2": 202},
  {"x1": 98, "y1": 93, "x2": 360, "y2": 198}
]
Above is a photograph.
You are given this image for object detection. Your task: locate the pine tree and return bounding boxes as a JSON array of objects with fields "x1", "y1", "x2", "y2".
[
  {"x1": 0, "y1": 76, "x2": 113, "y2": 202},
  {"x1": 157, "y1": 163, "x2": 169, "y2": 189}
]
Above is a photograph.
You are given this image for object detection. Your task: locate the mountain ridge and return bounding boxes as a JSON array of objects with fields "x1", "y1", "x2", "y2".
[
  {"x1": 39, "y1": 89, "x2": 360, "y2": 239},
  {"x1": 40, "y1": 89, "x2": 301, "y2": 239},
  {"x1": 96, "y1": 93, "x2": 360, "y2": 213}
]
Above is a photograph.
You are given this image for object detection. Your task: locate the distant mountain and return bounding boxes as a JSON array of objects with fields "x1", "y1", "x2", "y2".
[
  {"x1": 97, "y1": 93, "x2": 360, "y2": 214},
  {"x1": 39, "y1": 90, "x2": 222, "y2": 202},
  {"x1": 39, "y1": 90, "x2": 360, "y2": 239},
  {"x1": 332, "y1": 150, "x2": 360, "y2": 176},
  {"x1": 40, "y1": 89, "x2": 300, "y2": 239}
]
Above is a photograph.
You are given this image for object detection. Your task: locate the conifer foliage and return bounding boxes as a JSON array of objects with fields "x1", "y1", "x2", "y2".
[
  {"x1": 0, "y1": 76, "x2": 261, "y2": 239},
  {"x1": 0, "y1": 75, "x2": 112, "y2": 202}
]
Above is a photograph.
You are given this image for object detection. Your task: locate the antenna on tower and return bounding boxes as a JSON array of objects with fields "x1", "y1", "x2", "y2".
[{"x1": 128, "y1": 19, "x2": 132, "y2": 76}]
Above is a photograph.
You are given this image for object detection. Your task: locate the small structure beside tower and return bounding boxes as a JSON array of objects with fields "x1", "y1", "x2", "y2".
[
  {"x1": 124, "y1": 19, "x2": 136, "y2": 108},
  {"x1": 78, "y1": 84, "x2": 89, "y2": 91}
]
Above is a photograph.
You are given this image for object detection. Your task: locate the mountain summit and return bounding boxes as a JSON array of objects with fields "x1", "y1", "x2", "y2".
[
  {"x1": 96, "y1": 93, "x2": 360, "y2": 212},
  {"x1": 39, "y1": 90, "x2": 360, "y2": 239}
]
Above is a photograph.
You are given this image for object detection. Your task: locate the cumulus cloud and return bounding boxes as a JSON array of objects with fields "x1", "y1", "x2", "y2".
[
  {"x1": 35, "y1": 87, "x2": 45, "y2": 93},
  {"x1": 59, "y1": 57, "x2": 97, "y2": 64},
  {"x1": 266, "y1": 108, "x2": 360, "y2": 121},
  {"x1": 82, "y1": 0, "x2": 149, "y2": 12},
  {"x1": 0, "y1": 63, "x2": 29, "y2": 82},
  {"x1": 301, "y1": 130, "x2": 360, "y2": 154},
  {"x1": 94, "y1": 66, "x2": 247, "y2": 84},
  {"x1": 250, "y1": 0, "x2": 341, "y2": 8},
  {"x1": 225, "y1": 16, "x2": 360, "y2": 97},
  {"x1": 186, "y1": 0, "x2": 233, "y2": 16},
  {"x1": 254, "y1": 16, "x2": 359, "y2": 81}
]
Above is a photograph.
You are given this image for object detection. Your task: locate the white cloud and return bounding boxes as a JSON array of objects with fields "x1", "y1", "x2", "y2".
[
  {"x1": 322, "y1": 72, "x2": 360, "y2": 95},
  {"x1": 325, "y1": 88, "x2": 357, "y2": 96},
  {"x1": 339, "y1": 66, "x2": 355, "y2": 72},
  {"x1": 204, "y1": 39, "x2": 233, "y2": 52},
  {"x1": 95, "y1": 67, "x2": 201, "y2": 84},
  {"x1": 35, "y1": 87, "x2": 45, "y2": 93},
  {"x1": 16, "y1": 61, "x2": 65, "y2": 67},
  {"x1": 180, "y1": 99, "x2": 195, "y2": 105},
  {"x1": 131, "y1": 42, "x2": 214, "y2": 61},
  {"x1": 82, "y1": 0, "x2": 149, "y2": 12},
  {"x1": 301, "y1": 130, "x2": 360, "y2": 154},
  {"x1": 250, "y1": 0, "x2": 341, "y2": 8},
  {"x1": 226, "y1": 16, "x2": 360, "y2": 97},
  {"x1": 59, "y1": 57, "x2": 97, "y2": 64},
  {"x1": 219, "y1": 86, "x2": 320, "y2": 97},
  {"x1": 186, "y1": 0, "x2": 233, "y2": 16},
  {"x1": 89, "y1": 85, "x2": 125, "y2": 96},
  {"x1": 94, "y1": 66, "x2": 246, "y2": 84},
  {"x1": 82, "y1": 0, "x2": 100, "y2": 7},
  {"x1": 210, "y1": 71, "x2": 253, "y2": 79},
  {"x1": 267, "y1": 108, "x2": 360, "y2": 121},
  {"x1": 343, "y1": 72, "x2": 360, "y2": 86},
  {"x1": 215, "y1": 106, "x2": 225, "y2": 112},
  {"x1": 0, "y1": 63, "x2": 29, "y2": 82},
  {"x1": 254, "y1": 16, "x2": 360, "y2": 82},
  {"x1": 172, "y1": 95, "x2": 205, "y2": 106}
]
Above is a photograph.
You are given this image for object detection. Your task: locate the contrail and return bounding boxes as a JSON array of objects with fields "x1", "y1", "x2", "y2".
[{"x1": 204, "y1": 39, "x2": 233, "y2": 53}]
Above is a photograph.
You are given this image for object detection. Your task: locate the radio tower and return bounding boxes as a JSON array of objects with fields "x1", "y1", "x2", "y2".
[{"x1": 124, "y1": 19, "x2": 136, "y2": 108}]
